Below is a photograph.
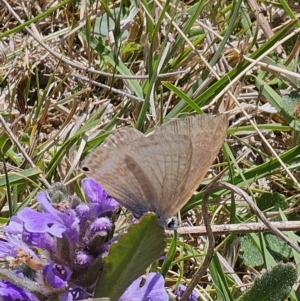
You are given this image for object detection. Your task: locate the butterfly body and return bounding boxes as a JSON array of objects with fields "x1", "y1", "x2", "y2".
[{"x1": 82, "y1": 114, "x2": 228, "y2": 229}]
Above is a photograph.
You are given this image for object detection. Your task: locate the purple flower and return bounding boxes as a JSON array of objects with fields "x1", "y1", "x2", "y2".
[
  {"x1": 22, "y1": 231, "x2": 54, "y2": 252},
  {"x1": 82, "y1": 178, "x2": 119, "y2": 217},
  {"x1": 90, "y1": 217, "x2": 112, "y2": 236},
  {"x1": 4, "y1": 216, "x2": 55, "y2": 252},
  {"x1": 36, "y1": 192, "x2": 80, "y2": 244},
  {"x1": 0, "y1": 182, "x2": 121, "y2": 301},
  {"x1": 74, "y1": 251, "x2": 94, "y2": 266},
  {"x1": 0, "y1": 280, "x2": 41, "y2": 301},
  {"x1": 16, "y1": 207, "x2": 66, "y2": 237},
  {"x1": 119, "y1": 273, "x2": 169, "y2": 301},
  {"x1": 0, "y1": 234, "x2": 41, "y2": 265},
  {"x1": 75, "y1": 203, "x2": 90, "y2": 223},
  {"x1": 4, "y1": 192, "x2": 80, "y2": 246},
  {"x1": 59, "y1": 287, "x2": 88, "y2": 301},
  {"x1": 43, "y1": 261, "x2": 72, "y2": 289},
  {"x1": 0, "y1": 238, "x2": 18, "y2": 258},
  {"x1": 4, "y1": 211, "x2": 66, "y2": 237},
  {"x1": 174, "y1": 284, "x2": 200, "y2": 301}
]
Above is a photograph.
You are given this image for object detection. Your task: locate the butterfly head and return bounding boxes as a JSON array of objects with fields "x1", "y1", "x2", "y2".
[
  {"x1": 133, "y1": 211, "x2": 178, "y2": 230},
  {"x1": 159, "y1": 216, "x2": 178, "y2": 230}
]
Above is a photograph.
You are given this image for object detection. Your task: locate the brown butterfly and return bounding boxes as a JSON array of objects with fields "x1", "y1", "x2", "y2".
[{"x1": 81, "y1": 114, "x2": 228, "y2": 229}]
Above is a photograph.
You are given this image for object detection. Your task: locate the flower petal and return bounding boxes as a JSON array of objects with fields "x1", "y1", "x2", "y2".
[{"x1": 119, "y1": 273, "x2": 169, "y2": 301}]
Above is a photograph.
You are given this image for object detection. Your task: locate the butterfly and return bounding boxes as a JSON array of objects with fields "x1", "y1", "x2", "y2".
[{"x1": 81, "y1": 114, "x2": 228, "y2": 229}]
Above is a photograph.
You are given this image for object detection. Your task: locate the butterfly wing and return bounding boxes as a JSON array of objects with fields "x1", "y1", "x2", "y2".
[
  {"x1": 82, "y1": 128, "x2": 157, "y2": 215},
  {"x1": 124, "y1": 133, "x2": 192, "y2": 220},
  {"x1": 101, "y1": 127, "x2": 144, "y2": 148},
  {"x1": 154, "y1": 114, "x2": 228, "y2": 208},
  {"x1": 82, "y1": 131, "x2": 192, "y2": 219}
]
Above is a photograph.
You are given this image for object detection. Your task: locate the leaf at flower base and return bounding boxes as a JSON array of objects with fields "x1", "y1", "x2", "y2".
[
  {"x1": 94, "y1": 213, "x2": 166, "y2": 301},
  {"x1": 236, "y1": 263, "x2": 297, "y2": 301}
]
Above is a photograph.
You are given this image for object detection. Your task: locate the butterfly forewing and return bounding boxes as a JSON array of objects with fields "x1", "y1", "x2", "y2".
[
  {"x1": 182, "y1": 115, "x2": 228, "y2": 201},
  {"x1": 153, "y1": 115, "x2": 228, "y2": 212},
  {"x1": 179, "y1": 115, "x2": 227, "y2": 204}
]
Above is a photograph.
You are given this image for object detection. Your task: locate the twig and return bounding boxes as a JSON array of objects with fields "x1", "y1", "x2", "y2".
[
  {"x1": 215, "y1": 182, "x2": 300, "y2": 253},
  {"x1": 166, "y1": 221, "x2": 300, "y2": 235},
  {"x1": 180, "y1": 180, "x2": 215, "y2": 301}
]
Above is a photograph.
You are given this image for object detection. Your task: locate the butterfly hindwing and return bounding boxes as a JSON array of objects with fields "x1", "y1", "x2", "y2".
[
  {"x1": 82, "y1": 139, "x2": 156, "y2": 215},
  {"x1": 101, "y1": 127, "x2": 144, "y2": 148}
]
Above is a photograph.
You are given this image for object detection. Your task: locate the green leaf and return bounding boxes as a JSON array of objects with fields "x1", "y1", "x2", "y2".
[
  {"x1": 210, "y1": 255, "x2": 234, "y2": 301},
  {"x1": 236, "y1": 263, "x2": 297, "y2": 301},
  {"x1": 0, "y1": 167, "x2": 41, "y2": 187},
  {"x1": 253, "y1": 75, "x2": 300, "y2": 130},
  {"x1": 254, "y1": 194, "x2": 292, "y2": 261},
  {"x1": 162, "y1": 82, "x2": 203, "y2": 115},
  {"x1": 160, "y1": 230, "x2": 177, "y2": 277},
  {"x1": 94, "y1": 213, "x2": 166, "y2": 300},
  {"x1": 282, "y1": 90, "x2": 300, "y2": 118},
  {"x1": 257, "y1": 193, "x2": 287, "y2": 212},
  {"x1": 240, "y1": 235, "x2": 264, "y2": 267},
  {"x1": 264, "y1": 234, "x2": 292, "y2": 261},
  {"x1": 0, "y1": 132, "x2": 12, "y2": 154},
  {"x1": 93, "y1": 7, "x2": 130, "y2": 38}
]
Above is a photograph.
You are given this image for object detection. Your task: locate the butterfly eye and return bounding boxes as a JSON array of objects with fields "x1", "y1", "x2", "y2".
[{"x1": 82, "y1": 166, "x2": 90, "y2": 172}]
